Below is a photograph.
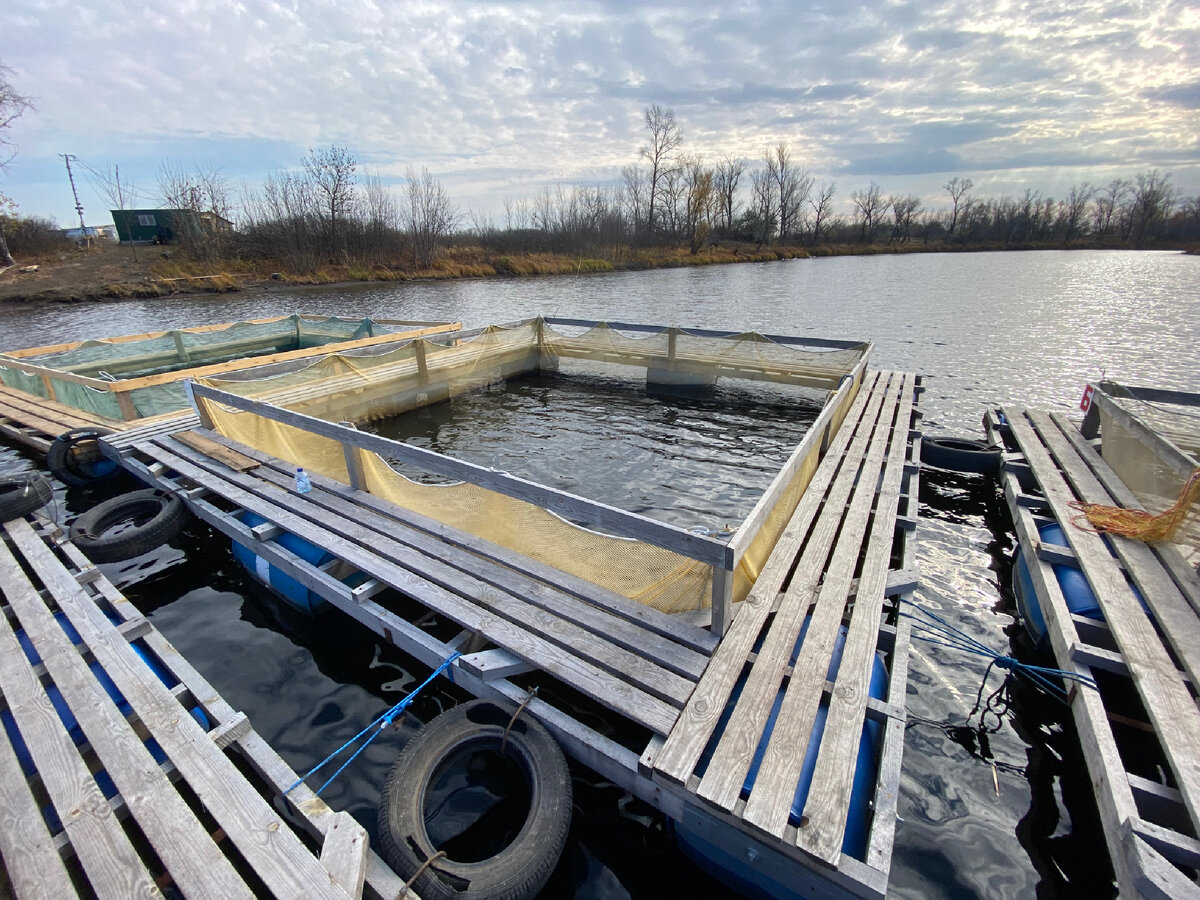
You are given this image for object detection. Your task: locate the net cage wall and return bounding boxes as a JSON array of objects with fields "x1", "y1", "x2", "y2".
[
  {"x1": 193, "y1": 318, "x2": 869, "y2": 613},
  {"x1": 0, "y1": 316, "x2": 438, "y2": 420}
]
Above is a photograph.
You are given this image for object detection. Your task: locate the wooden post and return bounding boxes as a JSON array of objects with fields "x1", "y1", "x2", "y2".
[
  {"x1": 414, "y1": 340, "x2": 429, "y2": 386},
  {"x1": 185, "y1": 381, "x2": 216, "y2": 430},
  {"x1": 710, "y1": 563, "x2": 733, "y2": 636},
  {"x1": 171, "y1": 330, "x2": 189, "y2": 364},
  {"x1": 114, "y1": 388, "x2": 139, "y2": 422},
  {"x1": 39, "y1": 373, "x2": 56, "y2": 401},
  {"x1": 339, "y1": 422, "x2": 368, "y2": 492}
]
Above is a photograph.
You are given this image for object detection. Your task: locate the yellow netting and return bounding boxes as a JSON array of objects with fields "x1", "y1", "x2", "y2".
[{"x1": 194, "y1": 318, "x2": 869, "y2": 612}]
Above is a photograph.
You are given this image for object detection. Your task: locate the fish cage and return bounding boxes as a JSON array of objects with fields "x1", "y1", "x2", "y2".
[
  {"x1": 184, "y1": 317, "x2": 872, "y2": 633},
  {"x1": 0, "y1": 314, "x2": 460, "y2": 422}
]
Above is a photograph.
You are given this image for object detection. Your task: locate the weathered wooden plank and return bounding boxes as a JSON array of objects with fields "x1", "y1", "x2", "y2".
[
  {"x1": 1048, "y1": 410, "x2": 1200, "y2": 687},
  {"x1": 654, "y1": 371, "x2": 886, "y2": 785},
  {"x1": 154, "y1": 432, "x2": 697, "y2": 710},
  {"x1": 0, "y1": 530, "x2": 243, "y2": 899},
  {"x1": 125, "y1": 442, "x2": 680, "y2": 736},
  {"x1": 7, "y1": 519, "x2": 350, "y2": 900},
  {"x1": 731, "y1": 372, "x2": 901, "y2": 831},
  {"x1": 320, "y1": 811, "x2": 368, "y2": 899},
  {"x1": 172, "y1": 430, "x2": 260, "y2": 472},
  {"x1": 202, "y1": 428, "x2": 717, "y2": 656},
  {"x1": 1012, "y1": 410, "x2": 1200, "y2": 828},
  {"x1": 0, "y1": 740, "x2": 78, "y2": 899},
  {"x1": 795, "y1": 373, "x2": 915, "y2": 860},
  {"x1": 188, "y1": 437, "x2": 710, "y2": 682}
]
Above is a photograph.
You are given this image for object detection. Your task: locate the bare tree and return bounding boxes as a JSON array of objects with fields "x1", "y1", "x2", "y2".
[
  {"x1": 302, "y1": 145, "x2": 357, "y2": 256},
  {"x1": 681, "y1": 156, "x2": 715, "y2": 253},
  {"x1": 81, "y1": 161, "x2": 144, "y2": 259},
  {"x1": 808, "y1": 181, "x2": 835, "y2": 244},
  {"x1": 767, "y1": 143, "x2": 812, "y2": 240},
  {"x1": 943, "y1": 176, "x2": 974, "y2": 239},
  {"x1": 850, "y1": 181, "x2": 887, "y2": 242},
  {"x1": 1057, "y1": 182, "x2": 1095, "y2": 244},
  {"x1": 713, "y1": 155, "x2": 744, "y2": 236},
  {"x1": 156, "y1": 159, "x2": 234, "y2": 259},
  {"x1": 1129, "y1": 169, "x2": 1176, "y2": 244},
  {"x1": 0, "y1": 63, "x2": 34, "y2": 267},
  {"x1": 748, "y1": 167, "x2": 779, "y2": 247},
  {"x1": 404, "y1": 166, "x2": 458, "y2": 269},
  {"x1": 640, "y1": 104, "x2": 683, "y2": 235},
  {"x1": 620, "y1": 164, "x2": 647, "y2": 235},
  {"x1": 888, "y1": 194, "x2": 921, "y2": 244},
  {"x1": 1092, "y1": 178, "x2": 1130, "y2": 238}
]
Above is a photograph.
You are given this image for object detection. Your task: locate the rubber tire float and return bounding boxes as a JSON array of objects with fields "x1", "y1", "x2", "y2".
[
  {"x1": 920, "y1": 436, "x2": 1002, "y2": 475},
  {"x1": 69, "y1": 489, "x2": 188, "y2": 563},
  {"x1": 377, "y1": 699, "x2": 572, "y2": 900},
  {"x1": 0, "y1": 472, "x2": 53, "y2": 522},
  {"x1": 47, "y1": 427, "x2": 119, "y2": 486}
]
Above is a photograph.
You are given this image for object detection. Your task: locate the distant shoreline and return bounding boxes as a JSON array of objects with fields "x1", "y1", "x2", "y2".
[{"x1": 0, "y1": 239, "x2": 1194, "y2": 306}]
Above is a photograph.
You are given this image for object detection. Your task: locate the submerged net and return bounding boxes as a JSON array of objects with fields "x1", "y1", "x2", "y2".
[{"x1": 194, "y1": 318, "x2": 869, "y2": 612}]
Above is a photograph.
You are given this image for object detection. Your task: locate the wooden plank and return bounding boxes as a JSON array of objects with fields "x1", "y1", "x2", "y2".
[
  {"x1": 203, "y1": 442, "x2": 710, "y2": 682},
  {"x1": 200, "y1": 428, "x2": 718, "y2": 656},
  {"x1": 654, "y1": 371, "x2": 886, "y2": 785},
  {"x1": 0, "y1": 315, "x2": 299, "y2": 357},
  {"x1": 728, "y1": 372, "x2": 901, "y2": 829},
  {"x1": 173, "y1": 430, "x2": 260, "y2": 472},
  {"x1": 0, "y1": 530, "x2": 244, "y2": 899},
  {"x1": 0, "y1": 728, "x2": 78, "y2": 899},
  {"x1": 190, "y1": 381, "x2": 730, "y2": 567},
  {"x1": 155, "y1": 432, "x2": 697, "y2": 705},
  {"x1": 6, "y1": 520, "x2": 350, "y2": 900},
  {"x1": 730, "y1": 356, "x2": 866, "y2": 565},
  {"x1": 1011, "y1": 410, "x2": 1200, "y2": 828},
  {"x1": 127, "y1": 442, "x2": 681, "y2": 736},
  {"x1": 111, "y1": 321, "x2": 461, "y2": 392},
  {"x1": 795, "y1": 373, "x2": 915, "y2": 860},
  {"x1": 1049, "y1": 410, "x2": 1200, "y2": 685},
  {"x1": 320, "y1": 811, "x2": 368, "y2": 899}
]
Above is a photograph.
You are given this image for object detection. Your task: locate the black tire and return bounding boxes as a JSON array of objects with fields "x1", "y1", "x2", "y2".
[
  {"x1": 377, "y1": 699, "x2": 572, "y2": 900},
  {"x1": 69, "y1": 489, "x2": 187, "y2": 563},
  {"x1": 920, "y1": 436, "x2": 1002, "y2": 475},
  {"x1": 47, "y1": 427, "x2": 119, "y2": 487},
  {"x1": 0, "y1": 472, "x2": 53, "y2": 522}
]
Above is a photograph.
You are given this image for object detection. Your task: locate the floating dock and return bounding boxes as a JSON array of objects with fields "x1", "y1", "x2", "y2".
[
  {"x1": 0, "y1": 511, "x2": 412, "y2": 898},
  {"x1": 0, "y1": 315, "x2": 460, "y2": 452},
  {"x1": 97, "y1": 329, "x2": 922, "y2": 899},
  {"x1": 986, "y1": 402, "x2": 1200, "y2": 899}
]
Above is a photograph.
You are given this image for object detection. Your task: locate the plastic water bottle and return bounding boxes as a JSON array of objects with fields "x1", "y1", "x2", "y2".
[{"x1": 294, "y1": 467, "x2": 312, "y2": 494}]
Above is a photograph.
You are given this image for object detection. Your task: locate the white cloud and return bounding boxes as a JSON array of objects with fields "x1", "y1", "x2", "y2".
[{"x1": 2, "y1": 0, "x2": 1197, "y2": 223}]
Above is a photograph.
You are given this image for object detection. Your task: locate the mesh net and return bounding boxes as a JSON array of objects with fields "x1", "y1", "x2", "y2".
[
  {"x1": 0, "y1": 316, "x2": 441, "y2": 421},
  {"x1": 194, "y1": 318, "x2": 869, "y2": 612}
]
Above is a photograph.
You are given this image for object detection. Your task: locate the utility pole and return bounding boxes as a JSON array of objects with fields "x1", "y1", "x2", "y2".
[{"x1": 60, "y1": 154, "x2": 89, "y2": 244}]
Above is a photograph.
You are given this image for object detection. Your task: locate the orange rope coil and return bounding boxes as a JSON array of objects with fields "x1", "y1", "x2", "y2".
[{"x1": 1069, "y1": 467, "x2": 1200, "y2": 543}]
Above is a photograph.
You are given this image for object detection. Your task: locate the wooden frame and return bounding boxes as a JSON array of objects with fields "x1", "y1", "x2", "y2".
[{"x1": 0, "y1": 317, "x2": 461, "y2": 421}]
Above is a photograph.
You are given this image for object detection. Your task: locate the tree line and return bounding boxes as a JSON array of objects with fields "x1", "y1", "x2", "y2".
[{"x1": 4, "y1": 85, "x2": 1199, "y2": 271}]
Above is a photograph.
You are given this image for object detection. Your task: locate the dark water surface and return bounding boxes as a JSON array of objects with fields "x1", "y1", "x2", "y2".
[{"x1": 2, "y1": 249, "x2": 1198, "y2": 898}]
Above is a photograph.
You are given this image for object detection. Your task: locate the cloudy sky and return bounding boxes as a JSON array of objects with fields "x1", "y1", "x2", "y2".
[{"x1": 2, "y1": 0, "x2": 1198, "y2": 226}]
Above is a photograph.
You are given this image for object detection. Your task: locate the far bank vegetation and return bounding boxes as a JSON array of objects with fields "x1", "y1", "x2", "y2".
[{"x1": 6, "y1": 104, "x2": 1200, "y2": 285}]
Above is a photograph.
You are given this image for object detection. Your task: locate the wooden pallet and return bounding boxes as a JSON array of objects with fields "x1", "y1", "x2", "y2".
[
  {"x1": 988, "y1": 407, "x2": 1200, "y2": 899},
  {"x1": 0, "y1": 516, "x2": 411, "y2": 899},
  {"x1": 650, "y1": 370, "x2": 921, "y2": 898},
  {"x1": 105, "y1": 420, "x2": 719, "y2": 738}
]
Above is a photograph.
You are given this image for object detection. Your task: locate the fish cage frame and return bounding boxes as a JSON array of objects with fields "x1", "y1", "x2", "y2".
[
  {"x1": 0, "y1": 314, "x2": 461, "y2": 422},
  {"x1": 184, "y1": 317, "x2": 873, "y2": 633}
]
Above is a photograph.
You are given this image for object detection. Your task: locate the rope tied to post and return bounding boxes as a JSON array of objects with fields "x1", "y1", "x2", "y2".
[{"x1": 284, "y1": 651, "x2": 461, "y2": 799}]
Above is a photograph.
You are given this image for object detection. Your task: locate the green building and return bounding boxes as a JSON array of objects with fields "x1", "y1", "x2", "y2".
[{"x1": 110, "y1": 209, "x2": 232, "y2": 244}]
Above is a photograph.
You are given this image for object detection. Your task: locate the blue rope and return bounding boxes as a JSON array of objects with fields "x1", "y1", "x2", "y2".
[
  {"x1": 284, "y1": 651, "x2": 462, "y2": 798},
  {"x1": 898, "y1": 598, "x2": 1097, "y2": 703}
]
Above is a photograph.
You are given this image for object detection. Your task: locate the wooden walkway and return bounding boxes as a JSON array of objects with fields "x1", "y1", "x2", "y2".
[
  {"x1": 98, "y1": 368, "x2": 921, "y2": 899},
  {"x1": 0, "y1": 512, "x2": 412, "y2": 899},
  {"x1": 0, "y1": 384, "x2": 123, "y2": 454},
  {"x1": 651, "y1": 370, "x2": 920, "y2": 897},
  {"x1": 987, "y1": 407, "x2": 1200, "y2": 899}
]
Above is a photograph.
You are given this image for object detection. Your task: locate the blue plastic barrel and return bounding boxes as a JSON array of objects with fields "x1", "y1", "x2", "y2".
[{"x1": 232, "y1": 512, "x2": 334, "y2": 614}]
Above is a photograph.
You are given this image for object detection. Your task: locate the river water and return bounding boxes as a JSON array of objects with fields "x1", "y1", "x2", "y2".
[{"x1": 1, "y1": 249, "x2": 1197, "y2": 898}]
